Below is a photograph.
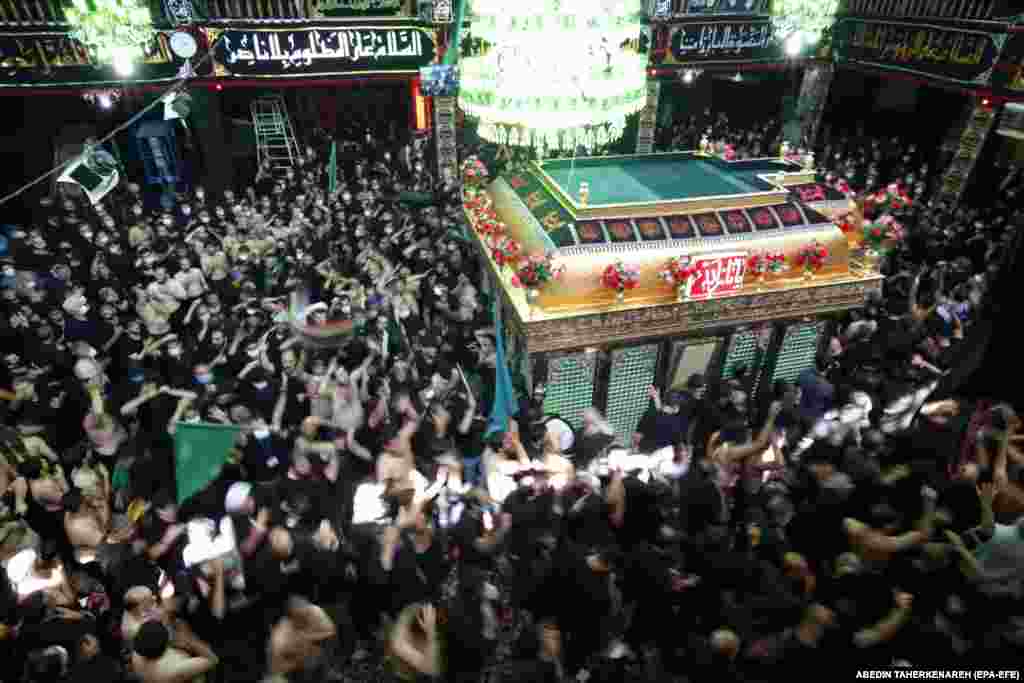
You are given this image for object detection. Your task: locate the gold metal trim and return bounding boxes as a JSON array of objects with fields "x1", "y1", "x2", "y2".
[
  {"x1": 466, "y1": 212, "x2": 878, "y2": 354},
  {"x1": 519, "y1": 278, "x2": 882, "y2": 353}
]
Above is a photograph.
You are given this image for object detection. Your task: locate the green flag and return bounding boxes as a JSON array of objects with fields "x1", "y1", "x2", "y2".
[
  {"x1": 328, "y1": 140, "x2": 338, "y2": 195},
  {"x1": 58, "y1": 145, "x2": 120, "y2": 205},
  {"x1": 175, "y1": 422, "x2": 242, "y2": 504},
  {"x1": 486, "y1": 299, "x2": 518, "y2": 437},
  {"x1": 397, "y1": 191, "x2": 435, "y2": 206}
]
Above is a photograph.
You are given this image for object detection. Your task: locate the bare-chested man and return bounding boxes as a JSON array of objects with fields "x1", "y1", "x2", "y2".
[{"x1": 130, "y1": 619, "x2": 218, "y2": 683}]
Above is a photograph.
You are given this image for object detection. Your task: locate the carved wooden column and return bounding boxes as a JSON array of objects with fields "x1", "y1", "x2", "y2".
[
  {"x1": 636, "y1": 77, "x2": 661, "y2": 154},
  {"x1": 937, "y1": 97, "x2": 996, "y2": 205}
]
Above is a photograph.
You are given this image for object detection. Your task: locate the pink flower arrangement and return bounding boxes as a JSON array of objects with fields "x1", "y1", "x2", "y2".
[
  {"x1": 863, "y1": 214, "x2": 904, "y2": 251},
  {"x1": 711, "y1": 140, "x2": 736, "y2": 161},
  {"x1": 834, "y1": 214, "x2": 856, "y2": 234},
  {"x1": 862, "y1": 183, "x2": 912, "y2": 219},
  {"x1": 794, "y1": 241, "x2": 828, "y2": 273},
  {"x1": 511, "y1": 252, "x2": 565, "y2": 289},
  {"x1": 747, "y1": 250, "x2": 786, "y2": 275},
  {"x1": 490, "y1": 237, "x2": 521, "y2": 269},
  {"x1": 461, "y1": 156, "x2": 489, "y2": 188},
  {"x1": 660, "y1": 256, "x2": 698, "y2": 286},
  {"x1": 784, "y1": 148, "x2": 805, "y2": 165},
  {"x1": 601, "y1": 261, "x2": 641, "y2": 293},
  {"x1": 476, "y1": 218, "x2": 504, "y2": 237}
]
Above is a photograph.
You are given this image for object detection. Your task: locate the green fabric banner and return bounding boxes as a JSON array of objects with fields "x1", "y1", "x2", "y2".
[
  {"x1": 503, "y1": 169, "x2": 576, "y2": 247},
  {"x1": 175, "y1": 422, "x2": 242, "y2": 504}
]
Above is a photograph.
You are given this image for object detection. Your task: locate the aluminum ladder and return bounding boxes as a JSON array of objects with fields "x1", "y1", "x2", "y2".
[{"x1": 251, "y1": 95, "x2": 302, "y2": 175}]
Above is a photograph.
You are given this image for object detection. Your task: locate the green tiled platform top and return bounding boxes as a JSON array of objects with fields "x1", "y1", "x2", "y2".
[
  {"x1": 499, "y1": 153, "x2": 830, "y2": 249},
  {"x1": 539, "y1": 153, "x2": 783, "y2": 205}
]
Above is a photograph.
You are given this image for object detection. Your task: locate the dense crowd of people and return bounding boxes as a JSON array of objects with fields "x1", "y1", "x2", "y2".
[{"x1": 0, "y1": 107, "x2": 1020, "y2": 683}]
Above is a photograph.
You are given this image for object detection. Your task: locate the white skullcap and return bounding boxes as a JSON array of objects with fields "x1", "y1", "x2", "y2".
[
  {"x1": 224, "y1": 482, "x2": 253, "y2": 514},
  {"x1": 850, "y1": 392, "x2": 873, "y2": 412},
  {"x1": 73, "y1": 359, "x2": 99, "y2": 381},
  {"x1": 63, "y1": 294, "x2": 87, "y2": 315}
]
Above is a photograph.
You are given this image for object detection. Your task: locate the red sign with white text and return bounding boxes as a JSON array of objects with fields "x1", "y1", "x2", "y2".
[{"x1": 685, "y1": 252, "x2": 747, "y2": 300}]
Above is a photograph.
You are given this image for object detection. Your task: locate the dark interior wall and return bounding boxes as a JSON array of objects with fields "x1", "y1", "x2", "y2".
[
  {"x1": 822, "y1": 68, "x2": 967, "y2": 147},
  {"x1": 659, "y1": 70, "x2": 792, "y2": 130},
  {"x1": 2, "y1": 97, "x2": 43, "y2": 225},
  {"x1": 218, "y1": 82, "x2": 412, "y2": 188}
]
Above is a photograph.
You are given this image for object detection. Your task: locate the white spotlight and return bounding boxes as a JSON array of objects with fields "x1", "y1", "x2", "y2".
[
  {"x1": 785, "y1": 33, "x2": 803, "y2": 57},
  {"x1": 112, "y1": 47, "x2": 135, "y2": 77},
  {"x1": 98, "y1": 93, "x2": 112, "y2": 109},
  {"x1": 683, "y1": 69, "x2": 694, "y2": 84}
]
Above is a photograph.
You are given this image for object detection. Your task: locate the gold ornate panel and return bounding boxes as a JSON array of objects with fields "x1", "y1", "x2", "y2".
[{"x1": 520, "y1": 278, "x2": 880, "y2": 353}]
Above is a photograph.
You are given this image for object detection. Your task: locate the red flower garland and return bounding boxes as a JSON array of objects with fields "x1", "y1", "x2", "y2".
[
  {"x1": 601, "y1": 262, "x2": 641, "y2": 292},
  {"x1": 794, "y1": 241, "x2": 828, "y2": 272},
  {"x1": 661, "y1": 256, "x2": 698, "y2": 285}
]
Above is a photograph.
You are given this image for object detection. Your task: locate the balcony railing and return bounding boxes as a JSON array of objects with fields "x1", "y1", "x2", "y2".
[
  {"x1": 840, "y1": 0, "x2": 996, "y2": 21},
  {"x1": 0, "y1": 0, "x2": 66, "y2": 24},
  {"x1": 206, "y1": 0, "x2": 313, "y2": 20},
  {"x1": 0, "y1": 0, "x2": 419, "y2": 26}
]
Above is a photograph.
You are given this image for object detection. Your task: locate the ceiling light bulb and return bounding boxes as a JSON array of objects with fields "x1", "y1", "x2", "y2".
[
  {"x1": 112, "y1": 47, "x2": 135, "y2": 76},
  {"x1": 785, "y1": 33, "x2": 803, "y2": 57}
]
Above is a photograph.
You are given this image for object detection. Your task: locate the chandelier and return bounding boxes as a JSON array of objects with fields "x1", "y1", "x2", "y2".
[
  {"x1": 65, "y1": 0, "x2": 156, "y2": 76},
  {"x1": 459, "y1": 0, "x2": 648, "y2": 151}
]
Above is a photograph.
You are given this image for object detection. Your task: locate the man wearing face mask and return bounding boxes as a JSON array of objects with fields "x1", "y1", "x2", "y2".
[
  {"x1": 61, "y1": 293, "x2": 101, "y2": 349},
  {"x1": 177, "y1": 202, "x2": 195, "y2": 231},
  {"x1": 55, "y1": 358, "x2": 109, "y2": 452},
  {"x1": 240, "y1": 414, "x2": 291, "y2": 483},
  {"x1": 238, "y1": 360, "x2": 281, "y2": 424},
  {"x1": 158, "y1": 335, "x2": 192, "y2": 388}
]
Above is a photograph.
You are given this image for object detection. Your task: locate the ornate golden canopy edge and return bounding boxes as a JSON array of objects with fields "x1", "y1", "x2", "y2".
[{"x1": 519, "y1": 277, "x2": 882, "y2": 353}]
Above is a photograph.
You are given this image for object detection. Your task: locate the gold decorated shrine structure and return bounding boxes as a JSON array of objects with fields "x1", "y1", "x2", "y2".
[{"x1": 465, "y1": 152, "x2": 881, "y2": 442}]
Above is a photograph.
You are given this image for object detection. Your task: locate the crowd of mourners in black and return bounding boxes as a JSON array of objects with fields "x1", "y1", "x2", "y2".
[{"x1": 0, "y1": 107, "x2": 1022, "y2": 683}]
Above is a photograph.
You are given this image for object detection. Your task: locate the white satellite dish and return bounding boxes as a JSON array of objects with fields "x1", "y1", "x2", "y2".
[{"x1": 170, "y1": 31, "x2": 198, "y2": 60}]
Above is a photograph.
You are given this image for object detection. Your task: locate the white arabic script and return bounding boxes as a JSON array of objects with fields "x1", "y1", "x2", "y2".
[{"x1": 224, "y1": 28, "x2": 424, "y2": 68}]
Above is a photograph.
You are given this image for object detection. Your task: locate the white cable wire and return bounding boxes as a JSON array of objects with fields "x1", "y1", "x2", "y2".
[{"x1": 0, "y1": 36, "x2": 222, "y2": 209}]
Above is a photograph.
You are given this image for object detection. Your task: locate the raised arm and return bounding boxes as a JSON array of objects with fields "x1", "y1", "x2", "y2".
[
  {"x1": 606, "y1": 468, "x2": 626, "y2": 528},
  {"x1": 853, "y1": 592, "x2": 914, "y2": 648},
  {"x1": 167, "y1": 396, "x2": 193, "y2": 436},
  {"x1": 716, "y1": 402, "x2": 781, "y2": 465},
  {"x1": 844, "y1": 518, "x2": 927, "y2": 554},
  {"x1": 288, "y1": 596, "x2": 337, "y2": 644},
  {"x1": 389, "y1": 603, "x2": 441, "y2": 677},
  {"x1": 183, "y1": 298, "x2": 204, "y2": 327}
]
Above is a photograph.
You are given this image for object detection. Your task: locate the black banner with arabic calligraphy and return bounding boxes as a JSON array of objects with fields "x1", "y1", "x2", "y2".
[
  {"x1": 832, "y1": 18, "x2": 1000, "y2": 85},
  {"x1": 0, "y1": 29, "x2": 191, "y2": 88},
  {"x1": 994, "y1": 31, "x2": 1024, "y2": 93},
  {"x1": 208, "y1": 24, "x2": 435, "y2": 78},
  {"x1": 675, "y1": 0, "x2": 771, "y2": 16},
  {"x1": 315, "y1": 0, "x2": 405, "y2": 17},
  {"x1": 664, "y1": 19, "x2": 775, "y2": 64}
]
